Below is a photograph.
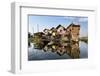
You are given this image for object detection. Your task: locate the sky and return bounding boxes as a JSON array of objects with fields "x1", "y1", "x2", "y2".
[{"x1": 28, "y1": 15, "x2": 88, "y2": 37}]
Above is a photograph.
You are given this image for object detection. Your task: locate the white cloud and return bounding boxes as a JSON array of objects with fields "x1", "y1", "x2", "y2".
[
  {"x1": 63, "y1": 16, "x2": 76, "y2": 20},
  {"x1": 63, "y1": 16, "x2": 88, "y2": 22},
  {"x1": 78, "y1": 17, "x2": 88, "y2": 22}
]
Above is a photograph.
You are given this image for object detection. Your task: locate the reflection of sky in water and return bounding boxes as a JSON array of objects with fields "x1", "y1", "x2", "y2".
[
  {"x1": 28, "y1": 41, "x2": 88, "y2": 60},
  {"x1": 28, "y1": 44, "x2": 71, "y2": 60},
  {"x1": 79, "y1": 42, "x2": 88, "y2": 58}
]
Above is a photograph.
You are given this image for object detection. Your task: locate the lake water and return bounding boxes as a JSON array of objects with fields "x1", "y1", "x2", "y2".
[{"x1": 28, "y1": 41, "x2": 88, "y2": 61}]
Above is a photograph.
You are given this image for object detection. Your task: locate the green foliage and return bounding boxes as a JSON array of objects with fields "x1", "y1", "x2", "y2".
[{"x1": 79, "y1": 37, "x2": 88, "y2": 43}]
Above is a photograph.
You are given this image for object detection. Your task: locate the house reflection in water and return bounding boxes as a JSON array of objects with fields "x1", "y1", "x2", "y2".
[{"x1": 43, "y1": 42, "x2": 80, "y2": 59}]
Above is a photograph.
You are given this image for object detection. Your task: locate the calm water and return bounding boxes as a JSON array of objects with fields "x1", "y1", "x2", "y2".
[{"x1": 28, "y1": 41, "x2": 88, "y2": 61}]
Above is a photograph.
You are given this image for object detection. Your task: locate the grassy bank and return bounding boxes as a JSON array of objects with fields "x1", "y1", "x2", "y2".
[{"x1": 79, "y1": 37, "x2": 88, "y2": 43}]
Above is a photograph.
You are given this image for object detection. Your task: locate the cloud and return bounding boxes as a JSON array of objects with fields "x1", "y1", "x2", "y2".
[
  {"x1": 78, "y1": 17, "x2": 88, "y2": 22},
  {"x1": 63, "y1": 16, "x2": 88, "y2": 23},
  {"x1": 63, "y1": 16, "x2": 76, "y2": 20}
]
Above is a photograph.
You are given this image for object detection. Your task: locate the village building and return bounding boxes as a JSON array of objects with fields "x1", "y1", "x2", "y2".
[
  {"x1": 56, "y1": 24, "x2": 66, "y2": 36},
  {"x1": 56, "y1": 24, "x2": 70, "y2": 42},
  {"x1": 66, "y1": 23, "x2": 80, "y2": 42},
  {"x1": 49, "y1": 27, "x2": 57, "y2": 37},
  {"x1": 43, "y1": 29, "x2": 49, "y2": 35}
]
